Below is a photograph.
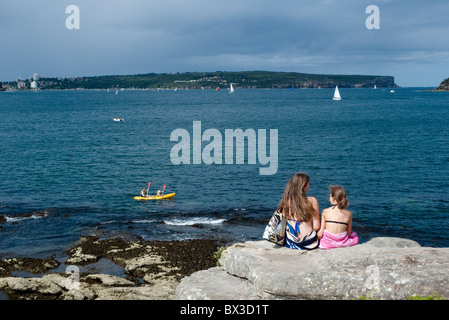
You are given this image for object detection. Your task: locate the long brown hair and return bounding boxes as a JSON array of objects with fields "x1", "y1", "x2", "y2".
[
  {"x1": 277, "y1": 173, "x2": 315, "y2": 222},
  {"x1": 330, "y1": 185, "x2": 349, "y2": 209}
]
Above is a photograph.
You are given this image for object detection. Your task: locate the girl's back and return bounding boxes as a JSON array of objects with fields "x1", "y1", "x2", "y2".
[{"x1": 322, "y1": 205, "x2": 352, "y2": 234}]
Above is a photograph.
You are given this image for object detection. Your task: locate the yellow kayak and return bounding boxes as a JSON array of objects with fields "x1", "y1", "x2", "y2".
[{"x1": 134, "y1": 193, "x2": 176, "y2": 201}]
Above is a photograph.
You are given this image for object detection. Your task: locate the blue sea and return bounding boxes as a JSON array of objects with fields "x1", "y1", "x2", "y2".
[{"x1": 1, "y1": 87, "x2": 448, "y2": 258}]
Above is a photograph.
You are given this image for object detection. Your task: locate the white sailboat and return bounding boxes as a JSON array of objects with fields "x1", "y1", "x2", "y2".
[
  {"x1": 332, "y1": 86, "x2": 341, "y2": 100},
  {"x1": 229, "y1": 83, "x2": 234, "y2": 93}
]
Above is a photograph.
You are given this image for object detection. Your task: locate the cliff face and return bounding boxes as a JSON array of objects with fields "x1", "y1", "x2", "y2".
[
  {"x1": 436, "y1": 78, "x2": 449, "y2": 91},
  {"x1": 268, "y1": 75, "x2": 397, "y2": 89}
]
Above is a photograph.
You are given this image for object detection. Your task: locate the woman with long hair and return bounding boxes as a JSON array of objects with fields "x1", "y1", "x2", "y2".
[{"x1": 277, "y1": 173, "x2": 320, "y2": 250}]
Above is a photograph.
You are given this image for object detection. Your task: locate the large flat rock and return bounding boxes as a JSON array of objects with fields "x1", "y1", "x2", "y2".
[
  {"x1": 174, "y1": 267, "x2": 261, "y2": 300},
  {"x1": 175, "y1": 237, "x2": 449, "y2": 300}
]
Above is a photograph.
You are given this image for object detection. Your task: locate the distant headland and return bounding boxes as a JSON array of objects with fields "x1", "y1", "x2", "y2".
[
  {"x1": 0, "y1": 71, "x2": 398, "y2": 91},
  {"x1": 435, "y1": 77, "x2": 449, "y2": 91}
]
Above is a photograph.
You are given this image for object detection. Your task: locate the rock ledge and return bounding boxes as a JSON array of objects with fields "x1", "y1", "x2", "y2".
[{"x1": 175, "y1": 237, "x2": 449, "y2": 300}]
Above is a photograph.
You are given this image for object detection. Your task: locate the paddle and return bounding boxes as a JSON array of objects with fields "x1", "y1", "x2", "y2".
[
  {"x1": 146, "y1": 182, "x2": 151, "y2": 198},
  {"x1": 160, "y1": 185, "x2": 166, "y2": 198}
]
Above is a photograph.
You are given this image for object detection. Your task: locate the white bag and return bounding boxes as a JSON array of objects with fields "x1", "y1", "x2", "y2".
[{"x1": 262, "y1": 211, "x2": 286, "y2": 245}]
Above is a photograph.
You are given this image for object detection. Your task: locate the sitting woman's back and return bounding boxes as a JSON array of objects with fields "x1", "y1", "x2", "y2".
[{"x1": 278, "y1": 173, "x2": 320, "y2": 250}]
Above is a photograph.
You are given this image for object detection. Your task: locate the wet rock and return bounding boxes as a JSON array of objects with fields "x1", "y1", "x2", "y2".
[
  {"x1": 65, "y1": 236, "x2": 225, "y2": 283},
  {"x1": 84, "y1": 274, "x2": 135, "y2": 287},
  {"x1": 0, "y1": 237, "x2": 225, "y2": 300},
  {"x1": 0, "y1": 276, "x2": 65, "y2": 300},
  {"x1": 4, "y1": 257, "x2": 60, "y2": 275},
  {"x1": 94, "y1": 280, "x2": 178, "y2": 300},
  {"x1": 0, "y1": 257, "x2": 60, "y2": 277}
]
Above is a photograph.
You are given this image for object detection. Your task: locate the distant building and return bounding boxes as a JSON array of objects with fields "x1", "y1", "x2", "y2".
[
  {"x1": 17, "y1": 81, "x2": 27, "y2": 89},
  {"x1": 33, "y1": 73, "x2": 40, "y2": 81},
  {"x1": 31, "y1": 81, "x2": 38, "y2": 90}
]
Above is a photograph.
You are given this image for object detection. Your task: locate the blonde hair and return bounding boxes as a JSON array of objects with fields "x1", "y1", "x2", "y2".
[
  {"x1": 330, "y1": 185, "x2": 349, "y2": 209},
  {"x1": 277, "y1": 173, "x2": 315, "y2": 222}
]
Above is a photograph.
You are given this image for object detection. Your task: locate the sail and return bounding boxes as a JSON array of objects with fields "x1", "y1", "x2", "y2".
[
  {"x1": 229, "y1": 83, "x2": 234, "y2": 93},
  {"x1": 332, "y1": 86, "x2": 341, "y2": 100}
]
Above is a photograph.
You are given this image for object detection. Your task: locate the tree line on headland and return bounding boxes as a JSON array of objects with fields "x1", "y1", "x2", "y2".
[
  {"x1": 435, "y1": 77, "x2": 449, "y2": 91},
  {"x1": 0, "y1": 71, "x2": 399, "y2": 91}
]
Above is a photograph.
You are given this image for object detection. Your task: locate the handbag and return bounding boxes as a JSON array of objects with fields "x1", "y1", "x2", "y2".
[{"x1": 262, "y1": 211, "x2": 286, "y2": 245}]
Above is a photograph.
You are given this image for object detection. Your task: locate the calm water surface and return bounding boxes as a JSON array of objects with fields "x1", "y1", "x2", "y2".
[{"x1": 1, "y1": 88, "x2": 448, "y2": 257}]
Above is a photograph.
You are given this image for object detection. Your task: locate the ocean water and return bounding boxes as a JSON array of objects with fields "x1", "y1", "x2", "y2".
[{"x1": 1, "y1": 87, "x2": 448, "y2": 258}]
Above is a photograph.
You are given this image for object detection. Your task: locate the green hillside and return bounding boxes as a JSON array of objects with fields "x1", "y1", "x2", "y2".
[
  {"x1": 436, "y1": 77, "x2": 449, "y2": 91},
  {"x1": 3, "y1": 71, "x2": 398, "y2": 91}
]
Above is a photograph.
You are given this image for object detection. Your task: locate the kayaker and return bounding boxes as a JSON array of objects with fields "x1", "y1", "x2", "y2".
[
  {"x1": 140, "y1": 188, "x2": 147, "y2": 197},
  {"x1": 156, "y1": 190, "x2": 162, "y2": 197}
]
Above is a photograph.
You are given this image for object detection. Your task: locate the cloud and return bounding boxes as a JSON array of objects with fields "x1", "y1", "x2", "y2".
[{"x1": 1, "y1": 0, "x2": 449, "y2": 86}]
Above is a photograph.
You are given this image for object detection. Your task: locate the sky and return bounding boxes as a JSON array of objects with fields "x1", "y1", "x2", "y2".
[{"x1": 1, "y1": 0, "x2": 449, "y2": 87}]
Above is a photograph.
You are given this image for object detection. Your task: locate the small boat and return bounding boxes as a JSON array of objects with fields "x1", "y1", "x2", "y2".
[
  {"x1": 229, "y1": 83, "x2": 234, "y2": 93},
  {"x1": 390, "y1": 90, "x2": 395, "y2": 93},
  {"x1": 134, "y1": 193, "x2": 176, "y2": 201},
  {"x1": 113, "y1": 118, "x2": 124, "y2": 122},
  {"x1": 332, "y1": 86, "x2": 341, "y2": 100}
]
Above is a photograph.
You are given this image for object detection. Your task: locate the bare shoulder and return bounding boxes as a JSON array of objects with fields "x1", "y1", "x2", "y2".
[
  {"x1": 343, "y1": 209, "x2": 353, "y2": 218},
  {"x1": 307, "y1": 196, "x2": 319, "y2": 209}
]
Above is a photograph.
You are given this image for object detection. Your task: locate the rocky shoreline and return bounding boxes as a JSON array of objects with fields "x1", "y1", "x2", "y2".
[
  {"x1": 2, "y1": 235, "x2": 448, "y2": 300},
  {"x1": 0, "y1": 236, "x2": 225, "y2": 300}
]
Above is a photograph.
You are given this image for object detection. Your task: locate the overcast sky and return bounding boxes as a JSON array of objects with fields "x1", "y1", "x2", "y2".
[{"x1": 1, "y1": 0, "x2": 448, "y2": 87}]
